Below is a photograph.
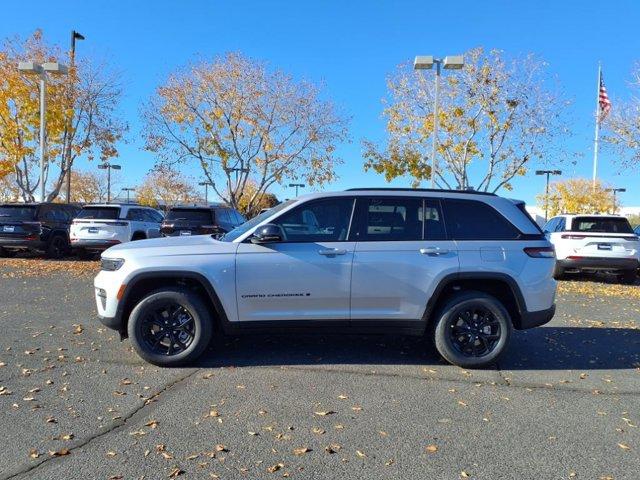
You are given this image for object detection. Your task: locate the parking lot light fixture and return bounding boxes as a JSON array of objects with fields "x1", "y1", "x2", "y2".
[
  {"x1": 414, "y1": 54, "x2": 464, "y2": 188},
  {"x1": 536, "y1": 170, "x2": 562, "y2": 221},
  {"x1": 122, "y1": 187, "x2": 135, "y2": 204},
  {"x1": 605, "y1": 187, "x2": 626, "y2": 214},
  {"x1": 98, "y1": 163, "x2": 121, "y2": 203},
  {"x1": 18, "y1": 61, "x2": 69, "y2": 202},
  {"x1": 198, "y1": 181, "x2": 213, "y2": 204},
  {"x1": 288, "y1": 183, "x2": 305, "y2": 197}
]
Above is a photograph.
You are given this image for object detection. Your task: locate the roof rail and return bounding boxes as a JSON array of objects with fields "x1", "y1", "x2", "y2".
[{"x1": 345, "y1": 187, "x2": 496, "y2": 196}]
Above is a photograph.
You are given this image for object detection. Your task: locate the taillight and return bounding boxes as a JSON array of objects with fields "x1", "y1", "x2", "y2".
[
  {"x1": 524, "y1": 246, "x2": 555, "y2": 258},
  {"x1": 561, "y1": 234, "x2": 585, "y2": 240},
  {"x1": 623, "y1": 236, "x2": 639, "y2": 241}
]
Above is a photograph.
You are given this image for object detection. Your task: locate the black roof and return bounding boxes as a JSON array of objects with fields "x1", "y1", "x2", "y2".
[{"x1": 345, "y1": 188, "x2": 496, "y2": 196}]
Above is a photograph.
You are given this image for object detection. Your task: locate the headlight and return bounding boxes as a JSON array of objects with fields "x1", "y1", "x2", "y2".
[{"x1": 100, "y1": 257, "x2": 125, "y2": 271}]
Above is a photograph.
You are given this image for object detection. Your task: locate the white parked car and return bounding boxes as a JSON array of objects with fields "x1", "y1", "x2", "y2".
[
  {"x1": 70, "y1": 204, "x2": 164, "y2": 257},
  {"x1": 543, "y1": 214, "x2": 639, "y2": 283},
  {"x1": 94, "y1": 189, "x2": 557, "y2": 368}
]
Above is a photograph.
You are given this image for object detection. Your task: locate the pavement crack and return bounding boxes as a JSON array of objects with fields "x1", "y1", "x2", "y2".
[{"x1": 0, "y1": 368, "x2": 199, "y2": 480}]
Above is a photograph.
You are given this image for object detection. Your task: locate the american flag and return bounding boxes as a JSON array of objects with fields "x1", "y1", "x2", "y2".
[{"x1": 598, "y1": 72, "x2": 612, "y2": 122}]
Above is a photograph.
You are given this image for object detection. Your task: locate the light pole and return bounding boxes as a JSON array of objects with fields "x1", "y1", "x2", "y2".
[
  {"x1": 198, "y1": 181, "x2": 213, "y2": 204},
  {"x1": 606, "y1": 187, "x2": 626, "y2": 214},
  {"x1": 18, "y1": 61, "x2": 69, "y2": 202},
  {"x1": 98, "y1": 162, "x2": 121, "y2": 203},
  {"x1": 289, "y1": 183, "x2": 305, "y2": 197},
  {"x1": 536, "y1": 170, "x2": 562, "y2": 221},
  {"x1": 122, "y1": 187, "x2": 135, "y2": 204},
  {"x1": 414, "y1": 55, "x2": 464, "y2": 188},
  {"x1": 65, "y1": 30, "x2": 85, "y2": 203}
]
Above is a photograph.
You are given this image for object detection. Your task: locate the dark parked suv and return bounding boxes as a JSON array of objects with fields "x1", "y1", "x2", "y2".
[
  {"x1": 160, "y1": 205, "x2": 246, "y2": 237},
  {"x1": 0, "y1": 203, "x2": 80, "y2": 258}
]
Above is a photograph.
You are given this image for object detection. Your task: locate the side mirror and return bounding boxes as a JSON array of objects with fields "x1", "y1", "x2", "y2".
[{"x1": 251, "y1": 223, "x2": 283, "y2": 244}]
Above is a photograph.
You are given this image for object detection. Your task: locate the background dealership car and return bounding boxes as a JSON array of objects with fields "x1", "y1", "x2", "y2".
[
  {"x1": 70, "y1": 204, "x2": 163, "y2": 257},
  {"x1": 160, "y1": 204, "x2": 245, "y2": 237},
  {"x1": 544, "y1": 214, "x2": 639, "y2": 283},
  {"x1": 95, "y1": 188, "x2": 557, "y2": 369},
  {"x1": 0, "y1": 203, "x2": 80, "y2": 258}
]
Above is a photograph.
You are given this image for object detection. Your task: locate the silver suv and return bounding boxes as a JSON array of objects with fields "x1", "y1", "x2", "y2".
[{"x1": 94, "y1": 189, "x2": 557, "y2": 368}]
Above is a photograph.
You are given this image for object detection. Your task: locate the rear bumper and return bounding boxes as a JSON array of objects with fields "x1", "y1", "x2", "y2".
[
  {"x1": 71, "y1": 239, "x2": 121, "y2": 251},
  {"x1": 518, "y1": 304, "x2": 556, "y2": 329},
  {"x1": 0, "y1": 238, "x2": 46, "y2": 250},
  {"x1": 558, "y1": 256, "x2": 639, "y2": 271}
]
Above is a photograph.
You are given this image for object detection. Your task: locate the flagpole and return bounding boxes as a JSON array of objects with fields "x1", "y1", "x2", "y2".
[{"x1": 592, "y1": 63, "x2": 601, "y2": 188}]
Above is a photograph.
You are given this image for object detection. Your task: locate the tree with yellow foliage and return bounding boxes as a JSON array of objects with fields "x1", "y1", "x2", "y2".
[
  {"x1": 233, "y1": 180, "x2": 279, "y2": 217},
  {"x1": 68, "y1": 170, "x2": 110, "y2": 204},
  {"x1": 537, "y1": 178, "x2": 615, "y2": 217},
  {"x1": 0, "y1": 30, "x2": 125, "y2": 201},
  {"x1": 136, "y1": 166, "x2": 199, "y2": 210},
  {"x1": 363, "y1": 48, "x2": 569, "y2": 191},
  {"x1": 142, "y1": 52, "x2": 348, "y2": 215}
]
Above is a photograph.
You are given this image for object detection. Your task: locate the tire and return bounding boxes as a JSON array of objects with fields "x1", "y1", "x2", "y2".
[
  {"x1": 432, "y1": 291, "x2": 513, "y2": 369},
  {"x1": 46, "y1": 235, "x2": 68, "y2": 259},
  {"x1": 552, "y1": 264, "x2": 565, "y2": 280},
  {"x1": 619, "y1": 269, "x2": 637, "y2": 285},
  {"x1": 131, "y1": 232, "x2": 146, "y2": 241},
  {"x1": 76, "y1": 248, "x2": 95, "y2": 260},
  {"x1": 127, "y1": 288, "x2": 213, "y2": 367},
  {"x1": 0, "y1": 247, "x2": 16, "y2": 258}
]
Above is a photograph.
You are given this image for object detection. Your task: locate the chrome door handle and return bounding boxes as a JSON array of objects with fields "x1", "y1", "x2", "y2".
[
  {"x1": 420, "y1": 247, "x2": 450, "y2": 256},
  {"x1": 318, "y1": 248, "x2": 347, "y2": 256}
]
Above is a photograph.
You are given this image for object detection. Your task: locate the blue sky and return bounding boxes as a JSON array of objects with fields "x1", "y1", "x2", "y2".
[{"x1": 3, "y1": 0, "x2": 640, "y2": 206}]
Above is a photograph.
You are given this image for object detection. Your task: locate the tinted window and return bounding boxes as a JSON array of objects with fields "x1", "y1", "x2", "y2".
[
  {"x1": 273, "y1": 197, "x2": 354, "y2": 242},
  {"x1": 423, "y1": 199, "x2": 447, "y2": 240},
  {"x1": 220, "y1": 200, "x2": 295, "y2": 242},
  {"x1": 166, "y1": 209, "x2": 213, "y2": 223},
  {"x1": 147, "y1": 209, "x2": 164, "y2": 223},
  {"x1": 443, "y1": 199, "x2": 520, "y2": 240},
  {"x1": 126, "y1": 209, "x2": 144, "y2": 221},
  {"x1": 217, "y1": 209, "x2": 232, "y2": 225},
  {"x1": 571, "y1": 216, "x2": 633, "y2": 234},
  {"x1": 0, "y1": 205, "x2": 37, "y2": 221},
  {"x1": 358, "y1": 197, "x2": 423, "y2": 241},
  {"x1": 76, "y1": 207, "x2": 121, "y2": 220}
]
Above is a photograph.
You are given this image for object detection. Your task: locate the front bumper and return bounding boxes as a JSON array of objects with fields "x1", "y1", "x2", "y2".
[
  {"x1": 558, "y1": 256, "x2": 639, "y2": 271},
  {"x1": 0, "y1": 238, "x2": 46, "y2": 250},
  {"x1": 518, "y1": 304, "x2": 556, "y2": 329},
  {"x1": 72, "y1": 239, "x2": 121, "y2": 251}
]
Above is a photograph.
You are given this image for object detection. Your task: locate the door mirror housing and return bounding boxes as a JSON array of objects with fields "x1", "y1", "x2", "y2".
[{"x1": 251, "y1": 224, "x2": 283, "y2": 244}]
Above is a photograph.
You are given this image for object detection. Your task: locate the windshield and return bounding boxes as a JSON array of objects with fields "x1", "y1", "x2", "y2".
[
  {"x1": 76, "y1": 206, "x2": 121, "y2": 220},
  {"x1": 220, "y1": 200, "x2": 295, "y2": 242},
  {"x1": 165, "y1": 208, "x2": 213, "y2": 223},
  {"x1": 0, "y1": 205, "x2": 37, "y2": 221},
  {"x1": 571, "y1": 216, "x2": 634, "y2": 234}
]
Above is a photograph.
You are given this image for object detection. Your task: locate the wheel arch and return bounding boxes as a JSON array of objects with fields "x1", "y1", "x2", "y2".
[
  {"x1": 116, "y1": 271, "x2": 230, "y2": 337},
  {"x1": 422, "y1": 272, "x2": 527, "y2": 329}
]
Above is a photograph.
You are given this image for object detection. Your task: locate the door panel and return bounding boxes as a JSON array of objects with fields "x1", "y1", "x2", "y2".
[
  {"x1": 236, "y1": 241, "x2": 355, "y2": 321},
  {"x1": 235, "y1": 196, "x2": 356, "y2": 322},
  {"x1": 349, "y1": 197, "x2": 459, "y2": 320}
]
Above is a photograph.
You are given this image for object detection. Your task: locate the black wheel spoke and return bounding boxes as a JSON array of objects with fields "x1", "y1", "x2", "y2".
[
  {"x1": 448, "y1": 305, "x2": 502, "y2": 358},
  {"x1": 140, "y1": 302, "x2": 196, "y2": 356}
]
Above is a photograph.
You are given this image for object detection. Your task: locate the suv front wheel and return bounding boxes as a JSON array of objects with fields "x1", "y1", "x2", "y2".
[
  {"x1": 433, "y1": 291, "x2": 512, "y2": 369},
  {"x1": 127, "y1": 288, "x2": 213, "y2": 367}
]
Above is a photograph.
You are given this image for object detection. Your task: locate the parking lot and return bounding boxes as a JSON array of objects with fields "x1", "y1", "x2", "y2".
[{"x1": 0, "y1": 258, "x2": 638, "y2": 480}]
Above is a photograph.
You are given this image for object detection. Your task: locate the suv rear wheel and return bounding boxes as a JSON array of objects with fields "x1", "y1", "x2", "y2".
[
  {"x1": 432, "y1": 291, "x2": 512, "y2": 369},
  {"x1": 619, "y1": 269, "x2": 637, "y2": 285},
  {"x1": 127, "y1": 288, "x2": 213, "y2": 367},
  {"x1": 46, "y1": 234, "x2": 68, "y2": 259}
]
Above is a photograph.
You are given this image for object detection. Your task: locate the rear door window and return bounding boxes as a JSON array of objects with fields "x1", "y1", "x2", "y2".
[
  {"x1": 76, "y1": 207, "x2": 121, "y2": 220},
  {"x1": 570, "y1": 216, "x2": 633, "y2": 234},
  {"x1": 357, "y1": 197, "x2": 424, "y2": 241},
  {"x1": 443, "y1": 199, "x2": 520, "y2": 240},
  {"x1": 423, "y1": 199, "x2": 447, "y2": 240}
]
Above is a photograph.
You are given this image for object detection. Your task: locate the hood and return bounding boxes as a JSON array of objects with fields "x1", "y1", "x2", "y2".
[{"x1": 102, "y1": 235, "x2": 238, "y2": 259}]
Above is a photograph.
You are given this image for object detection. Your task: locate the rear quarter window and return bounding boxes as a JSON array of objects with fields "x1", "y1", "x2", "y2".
[
  {"x1": 443, "y1": 199, "x2": 521, "y2": 240},
  {"x1": 76, "y1": 207, "x2": 121, "y2": 220}
]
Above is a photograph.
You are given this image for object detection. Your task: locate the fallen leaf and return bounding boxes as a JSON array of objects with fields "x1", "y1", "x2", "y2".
[
  {"x1": 29, "y1": 449, "x2": 40, "y2": 459},
  {"x1": 356, "y1": 450, "x2": 367, "y2": 458},
  {"x1": 214, "y1": 444, "x2": 228, "y2": 452},
  {"x1": 312, "y1": 427, "x2": 326, "y2": 435},
  {"x1": 314, "y1": 410, "x2": 336, "y2": 416},
  {"x1": 461, "y1": 472, "x2": 471, "y2": 478},
  {"x1": 293, "y1": 447, "x2": 311, "y2": 456},
  {"x1": 426, "y1": 445, "x2": 438, "y2": 453},
  {"x1": 267, "y1": 463, "x2": 284, "y2": 473},
  {"x1": 106, "y1": 451, "x2": 117, "y2": 457},
  {"x1": 325, "y1": 444, "x2": 341, "y2": 454},
  {"x1": 618, "y1": 443, "x2": 631, "y2": 451},
  {"x1": 168, "y1": 467, "x2": 184, "y2": 478},
  {"x1": 49, "y1": 448, "x2": 70, "y2": 457},
  {"x1": 145, "y1": 420, "x2": 159, "y2": 429}
]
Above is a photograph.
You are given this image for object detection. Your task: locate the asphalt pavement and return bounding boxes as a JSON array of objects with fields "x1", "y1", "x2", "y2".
[{"x1": 0, "y1": 259, "x2": 638, "y2": 479}]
